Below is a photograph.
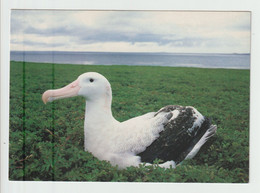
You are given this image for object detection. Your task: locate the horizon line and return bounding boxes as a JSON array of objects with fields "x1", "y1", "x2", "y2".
[{"x1": 10, "y1": 50, "x2": 250, "y2": 55}]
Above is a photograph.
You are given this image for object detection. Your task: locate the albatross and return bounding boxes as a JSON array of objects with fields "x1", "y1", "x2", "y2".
[{"x1": 42, "y1": 72, "x2": 217, "y2": 169}]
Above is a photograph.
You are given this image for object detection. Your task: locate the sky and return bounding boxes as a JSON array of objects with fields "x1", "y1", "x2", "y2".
[{"x1": 11, "y1": 10, "x2": 251, "y2": 53}]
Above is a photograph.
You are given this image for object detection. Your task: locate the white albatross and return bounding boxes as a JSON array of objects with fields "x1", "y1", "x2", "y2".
[{"x1": 42, "y1": 72, "x2": 217, "y2": 169}]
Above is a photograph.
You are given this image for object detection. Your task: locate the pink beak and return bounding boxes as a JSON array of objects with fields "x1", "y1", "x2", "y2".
[{"x1": 42, "y1": 79, "x2": 80, "y2": 104}]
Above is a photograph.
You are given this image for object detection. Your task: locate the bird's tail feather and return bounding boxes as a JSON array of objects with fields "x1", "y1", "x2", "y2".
[{"x1": 184, "y1": 124, "x2": 217, "y2": 160}]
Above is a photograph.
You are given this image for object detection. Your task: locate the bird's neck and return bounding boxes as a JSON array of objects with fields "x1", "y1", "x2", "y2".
[
  {"x1": 84, "y1": 85, "x2": 115, "y2": 122},
  {"x1": 84, "y1": 96, "x2": 115, "y2": 122},
  {"x1": 83, "y1": 96, "x2": 118, "y2": 151}
]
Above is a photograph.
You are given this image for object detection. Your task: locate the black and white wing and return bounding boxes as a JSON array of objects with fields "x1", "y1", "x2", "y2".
[{"x1": 137, "y1": 105, "x2": 217, "y2": 165}]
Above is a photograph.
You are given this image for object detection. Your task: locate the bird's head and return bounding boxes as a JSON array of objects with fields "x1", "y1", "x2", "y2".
[{"x1": 42, "y1": 72, "x2": 112, "y2": 104}]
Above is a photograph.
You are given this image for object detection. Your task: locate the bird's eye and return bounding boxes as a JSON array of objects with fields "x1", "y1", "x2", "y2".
[{"x1": 89, "y1": 78, "x2": 94, "y2": 83}]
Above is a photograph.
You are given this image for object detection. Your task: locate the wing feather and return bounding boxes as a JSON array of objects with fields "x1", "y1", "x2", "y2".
[{"x1": 137, "y1": 105, "x2": 216, "y2": 164}]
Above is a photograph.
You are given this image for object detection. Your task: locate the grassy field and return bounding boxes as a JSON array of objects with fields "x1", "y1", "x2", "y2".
[{"x1": 9, "y1": 61, "x2": 249, "y2": 182}]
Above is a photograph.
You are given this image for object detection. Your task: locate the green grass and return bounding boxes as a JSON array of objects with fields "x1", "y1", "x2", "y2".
[{"x1": 9, "y1": 61, "x2": 249, "y2": 182}]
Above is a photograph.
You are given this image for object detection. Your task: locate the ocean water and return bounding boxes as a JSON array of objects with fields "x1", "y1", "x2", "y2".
[{"x1": 10, "y1": 51, "x2": 250, "y2": 69}]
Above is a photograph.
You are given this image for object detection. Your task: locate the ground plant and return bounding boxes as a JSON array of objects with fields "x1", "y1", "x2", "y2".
[{"x1": 9, "y1": 61, "x2": 249, "y2": 182}]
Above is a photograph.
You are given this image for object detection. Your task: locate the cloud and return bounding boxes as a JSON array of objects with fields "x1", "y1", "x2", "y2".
[{"x1": 10, "y1": 10, "x2": 251, "y2": 53}]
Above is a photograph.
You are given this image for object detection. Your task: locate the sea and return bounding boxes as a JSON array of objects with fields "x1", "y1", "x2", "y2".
[{"x1": 10, "y1": 51, "x2": 250, "y2": 69}]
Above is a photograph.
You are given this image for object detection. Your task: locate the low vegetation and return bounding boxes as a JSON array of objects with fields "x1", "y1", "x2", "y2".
[{"x1": 9, "y1": 61, "x2": 249, "y2": 182}]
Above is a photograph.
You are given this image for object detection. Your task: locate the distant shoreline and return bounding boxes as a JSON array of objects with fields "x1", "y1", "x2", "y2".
[
  {"x1": 10, "y1": 51, "x2": 250, "y2": 70},
  {"x1": 10, "y1": 50, "x2": 250, "y2": 55},
  {"x1": 10, "y1": 60, "x2": 250, "y2": 70}
]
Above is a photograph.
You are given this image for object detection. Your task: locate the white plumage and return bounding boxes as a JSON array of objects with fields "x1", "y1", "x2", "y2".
[{"x1": 42, "y1": 72, "x2": 217, "y2": 169}]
